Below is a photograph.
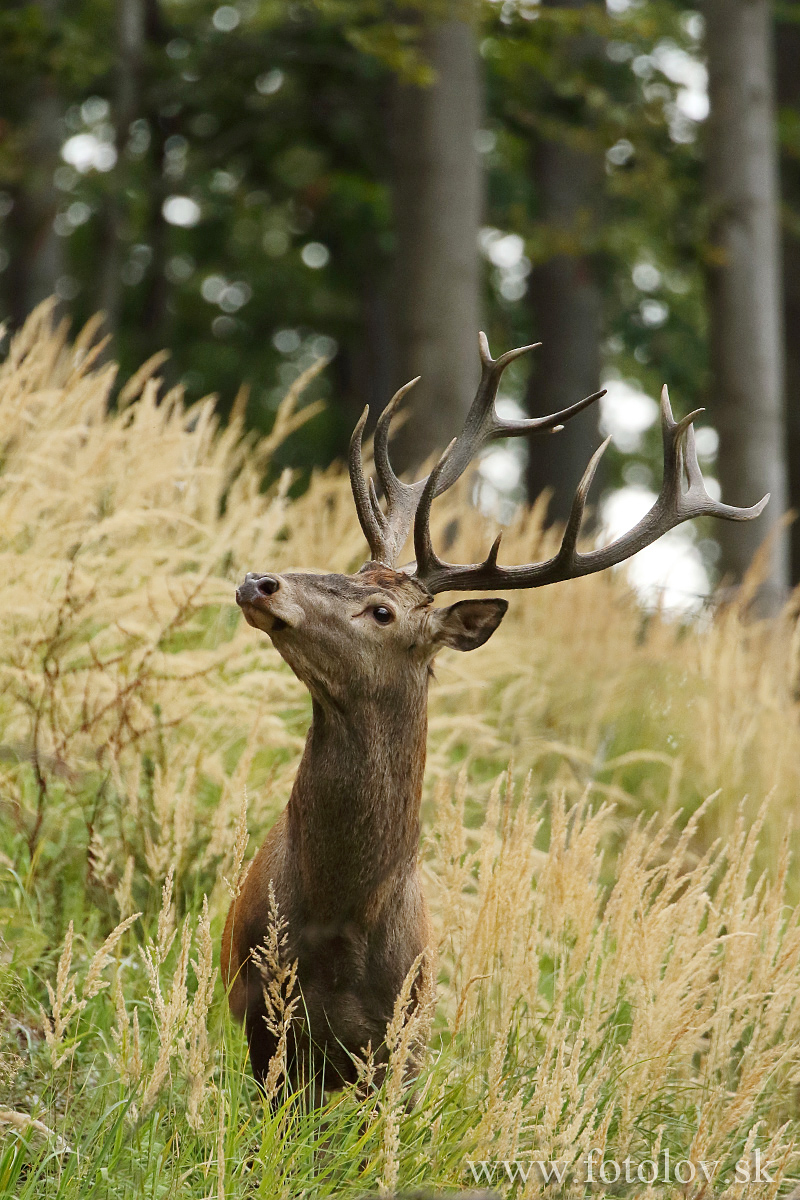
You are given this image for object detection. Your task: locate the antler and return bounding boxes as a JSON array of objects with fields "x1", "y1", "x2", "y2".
[
  {"x1": 349, "y1": 332, "x2": 605, "y2": 567},
  {"x1": 412, "y1": 384, "x2": 769, "y2": 595}
]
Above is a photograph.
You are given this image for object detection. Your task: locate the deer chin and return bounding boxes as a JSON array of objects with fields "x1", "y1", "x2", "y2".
[{"x1": 237, "y1": 600, "x2": 293, "y2": 635}]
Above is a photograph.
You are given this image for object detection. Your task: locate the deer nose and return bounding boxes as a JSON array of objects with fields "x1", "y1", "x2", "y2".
[
  {"x1": 255, "y1": 574, "x2": 280, "y2": 595},
  {"x1": 236, "y1": 572, "x2": 281, "y2": 606}
]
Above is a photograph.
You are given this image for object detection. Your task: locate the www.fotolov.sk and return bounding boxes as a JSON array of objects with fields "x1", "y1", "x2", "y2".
[{"x1": 465, "y1": 1148, "x2": 778, "y2": 1188}]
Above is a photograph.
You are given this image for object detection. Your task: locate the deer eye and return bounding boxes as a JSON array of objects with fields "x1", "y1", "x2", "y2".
[{"x1": 370, "y1": 605, "x2": 395, "y2": 625}]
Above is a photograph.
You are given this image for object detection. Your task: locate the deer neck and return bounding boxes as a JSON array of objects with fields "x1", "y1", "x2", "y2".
[{"x1": 286, "y1": 676, "x2": 428, "y2": 922}]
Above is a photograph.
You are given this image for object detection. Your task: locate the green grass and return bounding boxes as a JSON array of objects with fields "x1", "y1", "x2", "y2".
[{"x1": 3, "y1": 308, "x2": 800, "y2": 1196}]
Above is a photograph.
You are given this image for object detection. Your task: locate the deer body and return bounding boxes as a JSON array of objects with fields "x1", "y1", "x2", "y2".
[
  {"x1": 222, "y1": 571, "x2": 433, "y2": 1088},
  {"x1": 222, "y1": 567, "x2": 504, "y2": 1088},
  {"x1": 223, "y1": 333, "x2": 768, "y2": 1092}
]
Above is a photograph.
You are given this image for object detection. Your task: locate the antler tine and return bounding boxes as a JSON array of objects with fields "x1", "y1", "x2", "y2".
[
  {"x1": 507, "y1": 387, "x2": 608, "y2": 437},
  {"x1": 661, "y1": 390, "x2": 704, "y2": 504},
  {"x1": 658, "y1": 385, "x2": 768, "y2": 520},
  {"x1": 429, "y1": 332, "x2": 605, "y2": 498},
  {"x1": 348, "y1": 406, "x2": 384, "y2": 561},
  {"x1": 413, "y1": 439, "x2": 457, "y2": 581},
  {"x1": 683, "y1": 423, "x2": 705, "y2": 493},
  {"x1": 433, "y1": 332, "x2": 537, "y2": 495},
  {"x1": 374, "y1": 378, "x2": 422, "y2": 505},
  {"x1": 363, "y1": 378, "x2": 428, "y2": 566},
  {"x1": 349, "y1": 389, "x2": 427, "y2": 566},
  {"x1": 350, "y1": 333, "x2": 608, "y2": 569},
  {"x1": 412, "y1": 382, "x2": 769, "y2": 595},
  {"x1": 368, "y1": 477, "x2": 386, "y2": 527},
  {"x1": 556, "y1": 436, "x2": 613, "y2": 567}
]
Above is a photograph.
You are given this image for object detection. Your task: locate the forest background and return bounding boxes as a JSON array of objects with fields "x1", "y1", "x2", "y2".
[
  {"x1": 3, "y1": 0, "x2": 799, "y2": 608},
  {"x1": 4, "y1": 2, "x2": 800, "y2": 1197}
]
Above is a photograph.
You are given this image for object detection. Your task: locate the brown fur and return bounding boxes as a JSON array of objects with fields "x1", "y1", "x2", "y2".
[{"x1": 222, "y1": 568, "x2": 506, "y2": 1092}]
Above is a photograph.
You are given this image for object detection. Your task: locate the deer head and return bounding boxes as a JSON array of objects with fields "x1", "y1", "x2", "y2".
[
  {"x1": 236, "y1": 332, "x2": 768, "y2": 691},
  {"x1": 236, "y1": 567, "x2": 506, "y2": 706}
]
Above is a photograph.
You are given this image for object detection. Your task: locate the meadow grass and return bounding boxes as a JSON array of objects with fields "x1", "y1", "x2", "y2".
[{"x1": 2, "y1": 303, "x2": 800, "y2": 1197}]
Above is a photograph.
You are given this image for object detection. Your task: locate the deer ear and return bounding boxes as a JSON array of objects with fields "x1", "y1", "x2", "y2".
[{"x1": 431, "y1": 598, "x2": 508, "y2": 652}]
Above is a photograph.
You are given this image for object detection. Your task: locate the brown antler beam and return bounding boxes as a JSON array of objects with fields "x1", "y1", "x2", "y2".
[
  {"x1": 349, "y1": 333, "x2": 606, "y2": 568},
  {"x1": 412, "y1": 384, "x2": 769, "y2": 595}
]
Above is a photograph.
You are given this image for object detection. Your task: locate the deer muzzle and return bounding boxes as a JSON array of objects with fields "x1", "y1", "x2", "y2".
[
  {"x1": 236, "y1": 572, "x2": 280, "y2": 603},
  {"x1": 236, "y1": 572, "x2": 292, "y2": 632}
]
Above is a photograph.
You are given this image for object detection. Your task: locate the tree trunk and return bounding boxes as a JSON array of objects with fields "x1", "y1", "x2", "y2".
[
  {"x1": 136, "y1": 0, "x2": 171, "y2": 366},
  {"x1": 388, "y1": 14, "x2": 483, "y2": 473},
  {"x1": 97, "y1": 0, "x2": 147, "y2": 335},
  {"x1": 524, "y1": 0, "x2": 602, "y2": 519},
  {"x1": 9, "y1": 0, "x2": 65, "y2": 322},
  {"x1": 705, "y1": 0, "x2": 788, "y2": 612},
  {"x1": 776, "y1": 17, "x2": 800, "y2": 585},
  {"x1": 525, "y1": 137, "x2": 602, "y2": 518},
  {"x1": 24, "y1": 89, "x2": 64, "y2": 313},
  {"x1": 339, "y1": 278, "x2": 397, "y2": 440}
]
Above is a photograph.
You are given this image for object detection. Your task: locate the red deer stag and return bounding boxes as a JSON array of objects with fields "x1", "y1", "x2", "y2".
[{"x1": 222, "y1": 333, "x2": 767, "y2": 1092}]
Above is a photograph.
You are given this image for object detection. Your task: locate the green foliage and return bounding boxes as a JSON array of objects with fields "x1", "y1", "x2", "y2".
[
  {"x1": 483, "y1": 0, "x2": 713, "y2": 502},
  {"x1": 0, "y1": 0, "x2": 731, "y2": 490}
]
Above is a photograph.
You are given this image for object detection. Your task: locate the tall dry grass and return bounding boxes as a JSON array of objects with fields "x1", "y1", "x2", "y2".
[{"x1": 1, "y1": 305, "x2": 800, "y2": 1196}]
